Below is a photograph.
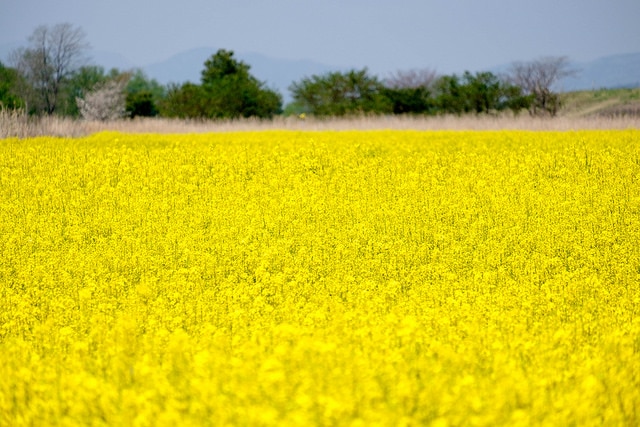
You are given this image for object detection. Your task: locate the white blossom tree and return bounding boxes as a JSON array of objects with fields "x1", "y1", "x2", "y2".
[{"x1": 76, "y1": 79, "x2": 127, "y2": 121}]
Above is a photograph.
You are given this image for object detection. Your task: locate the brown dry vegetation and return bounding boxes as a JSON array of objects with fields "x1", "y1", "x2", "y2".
[{"x1": 2, "y1": 105, "x2": 639, "y2": 139}]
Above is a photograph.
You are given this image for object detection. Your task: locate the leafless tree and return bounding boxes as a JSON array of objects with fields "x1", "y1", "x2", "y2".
[
  {"x1": 10, "y1": 23, "x2": 89, "y2": 115},
  {"x1": 509, "y1": 56, "x2": 575, "y2": 116},
  {"x1": 77, "y1": 78, "x2": 127, "y2": 121},
  {"x1": 384, "y1": 68, "x2": 438, "y2": 89}
]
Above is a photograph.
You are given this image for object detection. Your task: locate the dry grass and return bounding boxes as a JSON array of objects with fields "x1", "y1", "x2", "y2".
[{"x1": 2, "y1": 109, "x2": 639, "y2": 138}]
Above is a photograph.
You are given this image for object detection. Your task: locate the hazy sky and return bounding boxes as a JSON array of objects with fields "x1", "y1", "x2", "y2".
[{"x1": 1, "y1": 0, "x2": 639, "y2": 74}]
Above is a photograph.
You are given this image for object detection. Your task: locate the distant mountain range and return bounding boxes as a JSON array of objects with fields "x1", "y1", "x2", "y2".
[
  {"x1": 2, "y1": 43, "x2": 639, "y2": 103},
  {"x1": 560, "y1": 52, "x2": 640, "y2": 91},
  {"x1": 137, "y1": 49, "x2": 640, "y2": 101},
  {"x1": 140, "y1": 47, "x2": 341, "y2": 102}
]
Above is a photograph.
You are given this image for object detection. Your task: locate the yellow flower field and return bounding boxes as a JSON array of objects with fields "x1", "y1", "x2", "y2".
[{"x1": 1, "y1": 130, "x2": 639, "y2": 426}]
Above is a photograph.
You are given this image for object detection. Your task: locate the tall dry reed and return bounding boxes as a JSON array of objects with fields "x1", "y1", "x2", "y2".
[{"x1": 2, "y1": 109, "x2": 638, "y2": 138}]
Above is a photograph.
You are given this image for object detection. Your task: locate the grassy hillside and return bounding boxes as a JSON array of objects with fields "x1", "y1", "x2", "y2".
[{"x1": 560, "y1": 87, "x2": 640, "y2": 117}]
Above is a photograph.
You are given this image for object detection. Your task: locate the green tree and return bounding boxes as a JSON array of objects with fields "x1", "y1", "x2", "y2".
[
  {"x1": 382, "y1": 86, "x2": 434, "y2": 115},
  {"x1": 159, "y1": 83, "x2": 207, "y2": 119},
  {"x1": 462, "y1": 71, "x2": 503, "y2": 114},
  {"x1": 199, "y1": 49, "x2": 281, "y2": 119},
  {"x1": 431, "y1": 71, "x2": 531, "y2": 115},
  {"x1": 160, "y1": 50, "x2": 281, "y2": 119},
  {"x1": 499, "y1": 84, "x2": 533, "y2": 115},
  {"x1": 382, "y1": 68, "x2": 437, "y2": 114},
  {"x1": 125, "y1": 70, "x2": 164, "y2": 118},
  {"x1": 433, "y1": 75, "x2": 467, "y2": 114},
  {"x1": 289, "y1": 69, "x2": 391, "y2": 116},
  {"x1": 126, "y1": 91, "x2": 157, "y2": 118},
  {"x1": 0, "y1": 62, "x2": 24, "y2": 110}
]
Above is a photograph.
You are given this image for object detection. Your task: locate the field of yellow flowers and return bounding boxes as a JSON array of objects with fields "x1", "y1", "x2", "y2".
[{"x1": 1, "y1": 130, "x2": 639, "y2": 426}]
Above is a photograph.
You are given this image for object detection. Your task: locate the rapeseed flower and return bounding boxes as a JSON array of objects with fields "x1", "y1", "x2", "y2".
[{"x1": 0, "y1": 130, "x2": 639, "y2": 426}]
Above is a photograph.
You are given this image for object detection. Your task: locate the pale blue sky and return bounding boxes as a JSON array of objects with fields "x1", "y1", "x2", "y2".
[{"x1": 1, "y1": 0, "x2": 639, "y2": 74}]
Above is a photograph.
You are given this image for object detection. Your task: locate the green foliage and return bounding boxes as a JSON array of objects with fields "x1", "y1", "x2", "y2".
[
  {"x1": 125, "y1": 70, "x2": 164, "y2": 118},
  {"x1": 288, "y1": 69, "x2": 534, "y2": 117},
  {"x1": 500, "y1": 85, "x2": 533, "y2": 115},
  {"x1": 126, "y1": 91, "x2": 158, "y2": 118},
  {"x1": 0, "y1": 62, "x2": 24, "y2": 110},
  {"x1": 159, "y1": 83, "x2": 206, "y2": 119},
  {"x1": 160, "y1": 50, "x2": 282, "y2": 119},
  {"x1": 201, "y1": 50, "x2": 251, "y2": 84},
  {"x1": 282, "y1": 101, "x2": 308, "y2": 117},
  {"x1": 431, "y1": 72, "x2": 532, "y2": 115},
  {"x1": 381, "y1": 86, "x2": 434, "y2": 115},
  {"x1": 126, "y1": 69, "x2": 165, "y2": 100},
  {"x1": 433, "y1": 75, "x2": 467, "y2": 114},
  {"x1": 289, "y1": 69, "x2": 391, "y2": 116},
  {"x1": 200, "y1": 50, "x2": 282, "y2": 119},
  {"x1": 462, "y1": 71, "x2": 502, "y2": 114}
]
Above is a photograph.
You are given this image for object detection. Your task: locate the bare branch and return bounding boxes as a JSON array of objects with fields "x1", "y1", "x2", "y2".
[
  {"x1": 10, "y1": 23, "x2": 89, "y2": 115},
  {"x1": 384, "y1": 68, "x2": 438, "y2": 89},
  {"x1": 508, "y1": 56, "x2": 576, "y2": 116}
]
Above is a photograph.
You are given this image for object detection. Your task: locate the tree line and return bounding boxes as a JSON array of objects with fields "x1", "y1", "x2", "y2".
[{"x1": 1, "y1": 23, "x2": 574, "y2": 121}]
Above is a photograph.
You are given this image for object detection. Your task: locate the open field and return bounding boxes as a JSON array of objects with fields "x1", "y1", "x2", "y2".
[{"x1": 1, "y1": 130, "x2": 639, "y2": 426}]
